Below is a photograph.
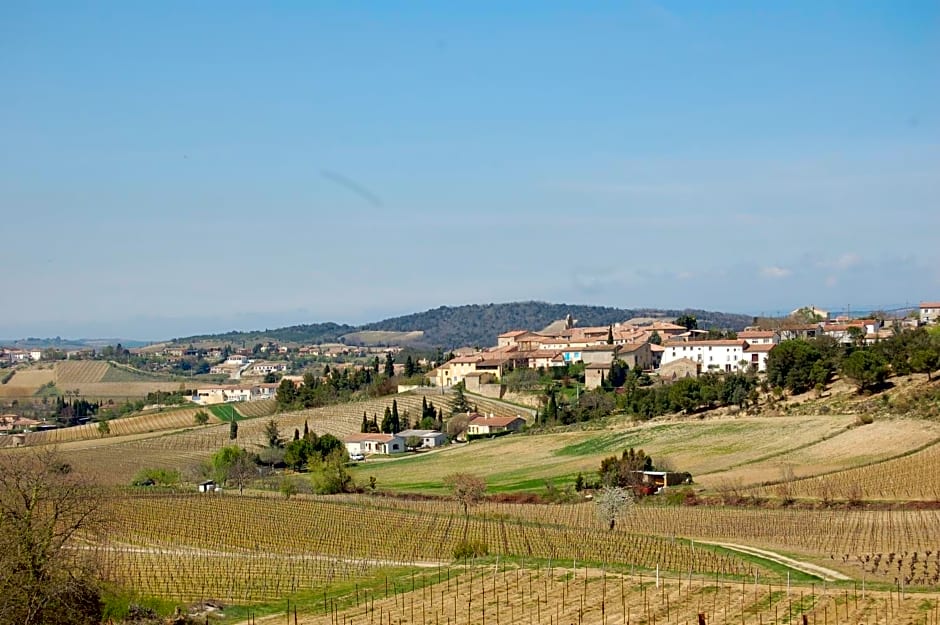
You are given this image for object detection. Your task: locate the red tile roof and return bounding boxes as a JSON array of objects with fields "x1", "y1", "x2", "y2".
[{"x1": 468, "y1": 415, "x2": 525, "y2": 427}]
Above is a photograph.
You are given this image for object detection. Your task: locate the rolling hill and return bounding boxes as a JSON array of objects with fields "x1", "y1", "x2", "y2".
[{"x1": 170, "y1": 301, "x2": 753, "y2": 349}]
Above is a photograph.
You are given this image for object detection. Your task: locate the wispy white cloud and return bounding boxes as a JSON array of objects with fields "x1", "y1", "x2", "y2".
[{"x1": 760, "y1": 266, "x2": 792, "y2": 279}]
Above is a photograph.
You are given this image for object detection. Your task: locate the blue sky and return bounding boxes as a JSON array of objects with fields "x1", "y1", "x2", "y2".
[{"x1": 2, "y1": 2, "x2": 938, "y2": 339}]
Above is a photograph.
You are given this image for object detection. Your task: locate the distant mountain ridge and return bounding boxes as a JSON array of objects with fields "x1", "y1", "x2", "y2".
[{"x1": 172, "y1": 302, "x2": 753, "y2": 349}]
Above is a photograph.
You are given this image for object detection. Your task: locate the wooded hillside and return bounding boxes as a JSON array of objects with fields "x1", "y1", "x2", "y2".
[{"x1": 172, "y1": 302, "x2": 752, "y2": 349}]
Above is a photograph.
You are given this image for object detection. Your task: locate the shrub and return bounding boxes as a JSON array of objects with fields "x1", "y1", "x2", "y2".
[
  {"x1": 453, "y1": 539, "x2": 489, "y2": 560},
  {"x1": 855, "y1": 413, "x2": 874, "y2": 426},
  {"x1": 664, "y1": 487, "x2": 698, "y2": 506},
  {"x1": 131, "y1": 468, "x2": 181, "y2": 487}
]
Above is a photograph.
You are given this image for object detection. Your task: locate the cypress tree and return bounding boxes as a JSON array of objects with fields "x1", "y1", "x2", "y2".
[
  {"x1": 381, "y1": 406, "x2": 392, "y2": 433},
  {"x1": 391, "y1": 399, "x2": 400, "y2": 433},
  {"x1": 361, "y1": 412, "x2": 369, "y2": 433},
  {"x1": 229, "y1": 418, "x2": 238, "y2": 440}
]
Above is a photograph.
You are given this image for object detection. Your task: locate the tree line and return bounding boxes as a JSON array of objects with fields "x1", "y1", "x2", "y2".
[{"x1": 766, "y1": 327, "x2": 940, "y2": 395}]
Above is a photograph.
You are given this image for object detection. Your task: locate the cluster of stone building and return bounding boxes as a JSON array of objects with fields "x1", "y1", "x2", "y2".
[{"x1": 427, "y1": 303, "x2": 940, "y2": 392}]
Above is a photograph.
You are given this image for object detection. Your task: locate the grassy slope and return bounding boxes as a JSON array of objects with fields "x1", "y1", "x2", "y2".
[{"x1": 349, "y1": 414, "x2": 940, "y2": 496}]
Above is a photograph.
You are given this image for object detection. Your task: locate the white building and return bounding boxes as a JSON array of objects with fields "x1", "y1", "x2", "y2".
[
  {"x1": 396, "y1": 429, "x2": 448, "y2": 448},
  {"x1": 343, "y1": 433, "x2": 406, "y2": 455},
  {"x1": 662, "y1": 339, "x2": 776, "y2": 373},
  {"x1": 250, "y1": 362, "x2": 287, "y2": 375},
  {"x1": 192, "y1": 385, "x2": 253, "y2": 405},
  {"x1": 920, "y1": 302, "x2": 940, "y2": 325},
  {"x1": 661, "y1": 340, "x2": 749, "y2": 373}
]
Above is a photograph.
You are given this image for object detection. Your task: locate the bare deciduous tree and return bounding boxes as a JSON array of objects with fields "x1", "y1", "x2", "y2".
[
  {"x1": 444, "y1": 473, "x2": 486, "y2": 538},
  {"x1": 594, "y1": 485, "x2": 634, "y2": 530},
  {"x1": 0, "y1": 449, "x2": 106, "y2": 625}
]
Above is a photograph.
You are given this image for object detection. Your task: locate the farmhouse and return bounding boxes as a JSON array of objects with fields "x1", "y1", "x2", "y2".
[
  {"x1": 249, "y1": 361, "x2": 287, "y2": 376},
  {"x1": 920, "y1": 302, "x2": 940, "y2": 325},
  {"x1": 466, "y1": 413, "x2": 526, "y2": 436},
  {"x1": 0, "y1": 415, "x2": 42, "y2": 432},
  {"x1": 396, "y1": 429, "x2": 448, "y2": 448},
  {"x1": 661, "y1": 339, "x2": 749, "y2": 373},
  {"x1": 343, "y1": 433, "x2": 406, "y2": 455}
]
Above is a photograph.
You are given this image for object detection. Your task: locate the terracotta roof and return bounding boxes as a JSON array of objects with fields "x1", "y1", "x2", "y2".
[
  {"x1": 738, "y1": 330, "x2": 776, "y2": 338},
  {"x1": 649, "y1": 344, "x2": 666, "y2": 352},
  {"x1": 920, "y1": 302, "x2": 940, "y2": 308},
  {"x1": 616, "y1": 343, "x2": 649, "y2": 353},
  {"x1": 498, "y1": 330, "x2": 528, "y2": 338},
  {"x1": 571, "y1": 344, "x2": 619, "y2": 352},
  {"x1": 585, "y1": 362, "x2": 611, "y2": 369},
  {"x1": 649, "y1": 322, "x2": 686, "y2": 331},
  {"x1": 468, "y1": 415, "x2": 525, "y2": 427},
  {"x1": 743, "y1": 343, "x2": 776, "y2": 353},
  {"x1": 664, "y1": 340, "x2": 747, "y2": 348},
  {"x1": 447, "y1": 355, "x2": 483, "y2": 364}
]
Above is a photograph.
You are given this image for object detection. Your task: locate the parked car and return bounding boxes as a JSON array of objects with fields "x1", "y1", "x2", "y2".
[{"x1": 350, "y1": 452, "x2": 365, "y2": 462}]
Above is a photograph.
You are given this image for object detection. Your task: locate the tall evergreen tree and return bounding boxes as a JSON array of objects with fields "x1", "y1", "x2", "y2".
[
  {"x1": 293, "y1": 428, "x2": 300, "y2": 441},
  {"x1": 607, "y1": 325, "x2": 614, "y2": 345},
  {"x1": 384, "y1": 353, "x2": 395, "y2": 378},
  {"x1": 361, "y1": 412, "x2": 369, "y2": 433},
  {"x1": 229, "y1": 418, "x2": 238, "y2": 440},
  {"x1": 404, "y1": 355, "x2": 415, "y2": 377},
  {"x1": 391, "y1": 399, "x2": 401, "y2": 433},
  {"x1": 303, "y1": 420, "x2": 310, "y2": 440},
  {"x1": 381, "y1": 406, "x2": 393, "y2": 433}
]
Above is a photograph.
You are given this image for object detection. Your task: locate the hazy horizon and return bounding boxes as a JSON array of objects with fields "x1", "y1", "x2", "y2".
[{"x1": 4, "y1": 2, "x2": 938, "y2": 340}]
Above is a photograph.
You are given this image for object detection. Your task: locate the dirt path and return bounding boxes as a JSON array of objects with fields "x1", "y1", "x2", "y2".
[{"x1": 700, "y1": 540, "x2": 851, "y2": 581}]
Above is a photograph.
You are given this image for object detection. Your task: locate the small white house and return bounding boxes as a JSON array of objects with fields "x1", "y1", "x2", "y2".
[
  {"x1": 343, "y1": 433, "x2": 406, "y2": 456},
  {"x1": 396, "y1": 429, "x2": 448, "y2": 449},
  {"x1": 466, "y1": 414, "x2": 526, "y2": 436}
]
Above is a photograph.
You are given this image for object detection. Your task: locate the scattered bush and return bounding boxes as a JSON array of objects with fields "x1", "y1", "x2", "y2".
[
  {"x1": 453, "y1": 539, "x2": 489, "y2": 560},
  {"x1": 131, "y1": 468, "x2": 181, "y2": 487}
]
